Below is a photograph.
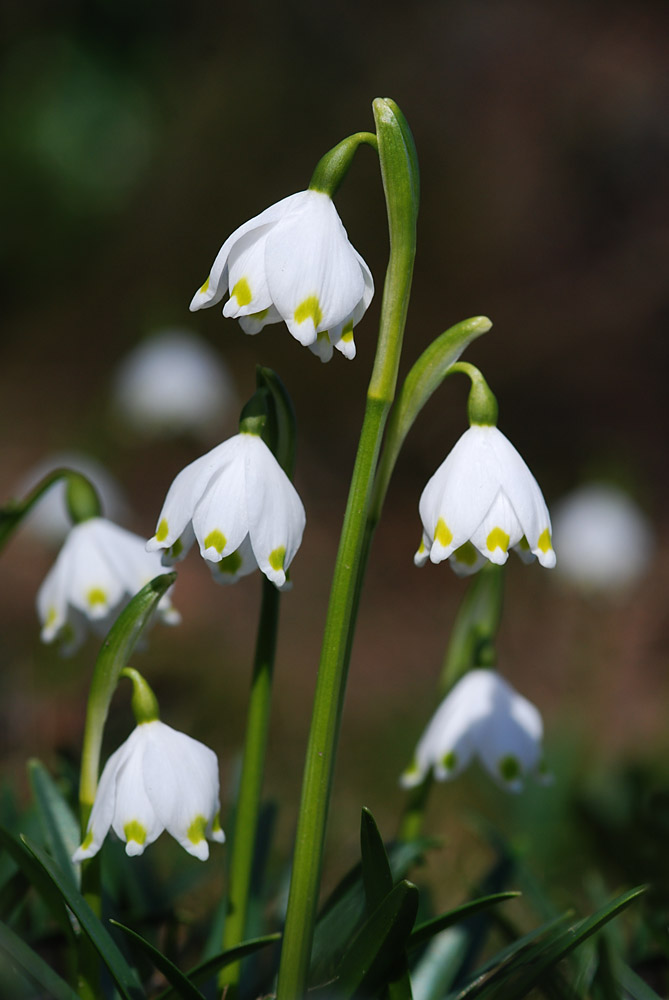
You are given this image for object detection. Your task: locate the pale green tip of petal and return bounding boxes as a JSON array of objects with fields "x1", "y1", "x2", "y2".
[
  {"x1": 187, "y1": 814, "x2": 208, "y2": 845},
  {"x1": 269, "y1": 546, "x2": 286, "y2": 572},
  {"x1": 156, "y1": 519, "x2": 169, "y2": 542},
  {"x1": 435, "y1": 518, "x2": 453, "y2": 548},
  {"x1": 294, "y1": 295, "x2": 323, "y2": 329},
  {"x1": 399, "y1": 759, "x2": 422, "y2": 788},
  {"x1": 498, "y1": 754, "x2": 521, "y2": 784},
  {"x1": 231, "y1": 277, "x2": 252, "y2": 306},
  {"x1": 442, "y1": 750, "x2": 458, "y2": 772},
  {"x1": 217, "y1": 550, "x2": 242, "y2": 575},
  {"x1": 87, "y1": 587, "x2": 107, "y2": 608},
  {"x1": 124, "y1": 820, "x2": 147, "y2": 850},
  {"x1": 211, "y1": 813, "x2": 226, "y2": 842},
  {"x1": 453, "y1": 541, "x2": 479, "y2": 566},
  {"x1": 486, "y1": 527, "x2": 510, "y2": 553}
]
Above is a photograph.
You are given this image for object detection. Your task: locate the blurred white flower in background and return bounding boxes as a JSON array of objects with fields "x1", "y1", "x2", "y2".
[
  {"x1": 111, "y1": 329, "x2": 237, "y2": 438},
  {"x1": 552, "y1": 483, "x2": 653, "y2": 594},
  {"x1": 15, "y1": 453, "x2": 127, "y2": 546}
]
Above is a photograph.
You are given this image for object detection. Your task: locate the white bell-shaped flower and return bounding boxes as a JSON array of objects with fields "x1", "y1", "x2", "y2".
[
  {"x1": 72, "y1": 720, "x2": 225, "y2": 861},
  {"x1": 552, "y1": 483, "x2": 653, "y2": 594},
  {"x1": 146, "y1": 433, "x2": 306, "y2": 589},
  {"x1": 189, "y1": 190, "x2": 373, "y2": 361},
  {"x1": 111, "y1": 328, "x2": 237, "y2": 439},
  {"x1": 400, "y1": 669, "x2": 546, "y2": 792},
  {"x1": 37, "y1": 517, "x2": 179, "y2": 654},
  {"x1": 414, "y1": 425, "x2": 556, "y2": 572}
]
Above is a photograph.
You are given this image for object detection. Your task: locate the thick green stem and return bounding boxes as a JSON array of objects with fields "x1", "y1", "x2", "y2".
[
  {"x1": 0, "y1": 468, "x2": 101, "y2": 552},
  {"x1": 219, "y1": 577, "x2": 280, "y2": 993},
  {"x1": 276, "y1": 97, "x2": 418, "y2": 1000}
]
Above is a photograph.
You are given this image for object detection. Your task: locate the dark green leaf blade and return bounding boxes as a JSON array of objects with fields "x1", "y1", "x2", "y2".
[
  {"x1": 155, "y1": 933, "x2": 281, "y2": 1000},
  {"x1": 0, "y1": 827, "x2": 75, "y2": 941},
  {"x1": 0, "y1": 919, "x2": 81, "y2": 1000},
  {"x1": 28, "y1": 759, "x2": 80, "y2": 891},
  {"x1": 410, "y1": 892, "x2": 520, "y2": 950},
  {"x1": 21, "y1": 836, "x2": 144, "y2": 1000},
  {"x1": 360, "y1": 807, "x2": 393, "y2": 912},
  {"x1": 326, "y1": 880, "x2": 419, "y2": 999},
  {"x1": 111, "y1": 920, "x2": 206, "y2": 1000}
]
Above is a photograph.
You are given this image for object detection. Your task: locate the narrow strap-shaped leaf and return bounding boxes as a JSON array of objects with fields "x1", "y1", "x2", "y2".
[
  {"x1": 111, "y1": 921, "x2": 206, "y2": 1000},
  {"x1": 22, "y1": 837, "x2": 144, "y2": 1000},
  {"x1": 28, "y1": 758, "x2": 80, "y2": 891},
  {"x1": 0, "y1": 919, "x2": 81, "y2": 1000},
  {"x1": 0, "y1": 827, "x2": 75, "y2": 941},
  {"x1": 618, "y1": 962, "x2": 664, "y2": 1000},
  {"x1": 410, "y1": 892, "x2": 520, "y2": 950},
  {"x1": 327, "y1": 880, "x2": 419, "y2": 999},
  {"x1": 155, "y1": 933, "x2": 281, "y2": 1000},
  {"x1": 0, "y1": 869, "x2": 30, "y2": 921},
  {"x1": 360, "y1": 807, "x2": 393, "y2": 912}
]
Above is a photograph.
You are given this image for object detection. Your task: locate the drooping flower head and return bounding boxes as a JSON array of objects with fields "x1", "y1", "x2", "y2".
[
  {"x1": 401, "y1": 669, "x2": 547, "y2": 792},
  {"x1": 73, "y1": 670, "x2": 224, "y2": 862},
  {"x1": 189, "y1": 189, "x2": 373, "y2": 362},
  {"x1": 414, "y1": 364, "x2": 555, "y2": 575},
  {"x1": 37, "y1": 517, "x2": 179, "y2": 654},
  {"x1": 146, "y1": 431, "x2": 305, "y2": 589}
]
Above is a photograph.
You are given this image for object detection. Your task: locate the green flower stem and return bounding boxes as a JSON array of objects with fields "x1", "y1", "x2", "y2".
[
  {"x1": 276, "y1": 98, "x2": 419, "y2": 1000},
  {"x1": 219, "y1": 577, "x2": 280, "y2": 993},
  {"x1": 0, "y1": 468, "x2": 101, "y2": 552},
  {"x1": 447, "y1": 361, "x2": 498, "y2": 426}
]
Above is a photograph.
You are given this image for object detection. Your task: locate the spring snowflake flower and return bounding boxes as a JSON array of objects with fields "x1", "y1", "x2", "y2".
[
  {"x1": 552, "y1": 483, "x2": 653, "y2": 594},
  {"x1": 37, "y1": 517, "x2": 179, "y2": 654},
  {"x1": 111, "y1": 328, "x2": 237, "y2": 439},
  {"x1": 414, "y1": 426, "x2": 556, "y2": 573},
  {"x1": 72, "y1": 720, "x2": 225, "y2": 861},
  {"x1": 400, "y1": 669, "x2": 547, "y2": 792},
  {"x1": 147, "y1": 433, "x2": 305, "y2": 589},
  {"x1": 189, "y1": 190, "x2": 373, "y2": 362}
]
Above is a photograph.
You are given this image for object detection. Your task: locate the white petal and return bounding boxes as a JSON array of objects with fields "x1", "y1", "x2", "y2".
[
  {"x1": 308, "y1": 331, "x2": 335, "y2": 364},
  {"x1": 159, "y1": 522, "x2": 196, "y2": 566},
  {"x1": 65, "y1": 520, "x2": 125, "y2": 620},
  {"x1": 147, "y1": 438, "x2": 241, "y2": 553},
  {"x1": 238, "y1": 304, "x2": 282, "y2": 336},
  {"x1": 37, "y1": 546, "x2": 72, "y2": 642},
  {"x1": 142, "y1": 722, "x2": 222, "y2": 860},
  {"x1": 189, "y1": 193, "x2": 307, "y2": 312},
  {"x1": 474, "y1": 674, "x2": 543, "y2": 790},
  {"x1": 244, "y1": 437, "x2": 306, "y2": 587},
  {"x1": 448, "y1": 542, "x2": 487, "y2": 577},
  {"x1": 413, "y1": 532, "x2": 431, "y2": 567},
  {"x1": 191, "y1": 439, "x2": 250, "y2": 561},
  {"x1": 208, "y1": 534, "x2": 258, "y2": 586},
  {"x1": 223, "y1": 227, "x2": 274, "y2": 317},
  {"x1": 111, "y1": 727, "x2": 164, "y2": 855},
  {"x1": 95, "y1": 520, "x2": 171, "y2": 597},
  {"x1": 265, "y1": 191, "x2": 365, "y2": 346},
  {"x1": 469, "y1": 490, "x2": 523, "y2": 565},
  {"x1": 72, "y1": 735, "x2": 132, "y2": 862}
]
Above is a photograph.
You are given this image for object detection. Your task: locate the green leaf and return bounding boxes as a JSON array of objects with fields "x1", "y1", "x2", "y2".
[
  {"x1": 111, "y1": 920, "x2": 206, "y2": 1000},
  {"x1": 0, "y1": 827, "x2": 75, "y2": 940},
  {"x1": 256, "y1": 366, "x2": 298, "y2": 476},
  {"x1": 0, "y1": 869, "x2": 30, "y2": 921},
  {"x1": 618, "y1": 963, "x2": 664, "y2": 1000},
  {"x1": 155, "y1": 933, "x2": 281, "y2": 1000},
  {"x1": 28, "y1": 759, "x2": 80, "y2": 891},
  {"x1": 0, "y1": 919, "x2": 81, "y2": 1000},
  {"x1": 21, "y1": 836, "x2": 144, "y2": 1000},
  {"x1": 310, "y1": 836, "x2": 435, "y2": 985},
  {"x1": 474, "y1": 887, "x2": 646, "y2": 1000},
  {"x1": 360, "y1": 807, "x2": 393, "y2": 912},
  {"x1": 410, "y1": 892, "x2": 520, "y2": 950},
  {"x1": 324, "y1": 880, "x2": 419, "y2": 999}
]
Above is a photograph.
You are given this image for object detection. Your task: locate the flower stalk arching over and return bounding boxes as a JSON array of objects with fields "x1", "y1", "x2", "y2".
[
  {"x1": 146, "y1": 432, "x2": 305, "y2": 589},
  {"x1": 401, "y1": 669, "x2": 548, "y2": 792},
  {"x1": 189, "y1": 189, "x2": 374, "y2": 362},
  {"x1": 415, "y1": 424, "x2": 556, "y2": 573},
  {"x1": 73, "y1": 715, "x2": 225, "y2": 862},
  {"x1": 37, "y1": 516, "x2": 179, "y2": 654}
]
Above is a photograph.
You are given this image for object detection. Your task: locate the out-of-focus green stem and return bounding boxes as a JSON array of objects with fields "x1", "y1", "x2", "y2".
[
  {"x1": 276, "y1": 98, "x2": 419, "y2": 1000},
  {"x1": 0, "y1": 468, "x2": 101, "y2": 552},
  {"x1": 219, "y1": 577, "x2": 280, "y2": 994}
]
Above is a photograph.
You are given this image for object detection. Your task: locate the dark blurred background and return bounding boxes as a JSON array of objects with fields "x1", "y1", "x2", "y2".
[{"x1": 1, "y1": 0, "x2": 669, "y2": 910}]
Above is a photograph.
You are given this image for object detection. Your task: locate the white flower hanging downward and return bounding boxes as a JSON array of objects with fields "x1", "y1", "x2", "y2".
[
  {"x1": 147, "y1": 432, "x2": 306, "y2": 589},
  {"x1": 414, "y1": 364, "x2": 556, "y2": 575},
  {"x1": 37, "y1": 517, "x2": 179, "y2": 654},
  {"x1": 189, "y1": 189, "x2": 373, "y2": 362},
  {"x1": 73, "y1": 670, "x2": 224, "y2": 862},
  {"x1": 401, "y1": 669, "x2": 547, "y2": 792}
]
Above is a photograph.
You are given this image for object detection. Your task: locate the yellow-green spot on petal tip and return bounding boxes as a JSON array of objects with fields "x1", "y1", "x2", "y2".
[
  {"x1": 170, "y1": 537, "x2": 183, "y2": 558},
  {"x1": 87, "y1": 588, "x2": 107, "y2": 607},
  {"x1": 518, "y1": 535, "x2": 530, "y2": 551},
  {"x1": 81, "y1": 830, "x2": 93, "y2": 850},
  {"x1": 417, "y1": 539, "x2": 426, "y2": 554},
  {"x1": 486, "y1": 527, "x2": 510, "y2": 553},
  {"x1": 442, "y1": 750, "x2": 458, "y2": 771},
  {"x1": 204, "y1": 529, "x2": 226, "y2": 554},
  {"x1": 212, "y1": 813, "x2": 223, "y2": 834},
  {"x1": 538, "y1": 528, "x2": 552, "y2": 553},
  {"x1": 124, "y1": 820, "x2": 147, "y2": 845},
  {"x1": 251, "y1": 307, "x2": 268, "y2": 320},
  {"x1": 200, "y1": 276, "x2": 210, "y2": 294},
  {"x1": 294, "y1": 295, "x2": 323, "y2": 328},
  {"x1": 218, "y1": 550, "x2": 242, "y2": 575},
  {"x1": 156, "y1": 519, "x2": 169, "y2": 542},
  {"x1": 499, "y1": 755, "x2": 520, "y2": 782},
  {"x1": 435, "y1": 518, "x2": 453, "y2": 548},
  {"x1": 454, "y1": 541, "x2": 478, "y2": 566},
  {"x1": 231, "y1": 277, "x2": 252, "y2": 306},
  {"x1": 269, "y1": 546, "x2": 286, "y2": 571},
  {"x1": 45, "y1": 606, "x2": 58, "y2": 628},
  {"x1": 341, "y1": 320, "x2": 354, "y2": 343},
  {"x1": 187, "y1": 815, "x2": 207, "y2": 844}
]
